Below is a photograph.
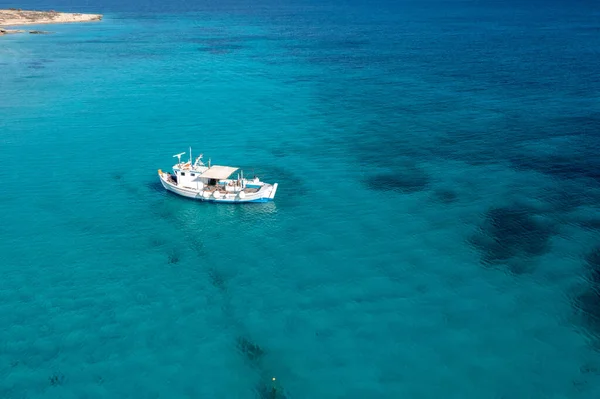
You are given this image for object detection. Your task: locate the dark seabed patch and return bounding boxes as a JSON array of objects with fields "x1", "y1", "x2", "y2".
[
  {"x1": 256, "y1": 378, "x2": 287, "y2": 399},
  {"x1": 236, "y1": 336, "x2": 265, "y2": 363},
  {"x1": 339, "y1": 121, "x2": 435, "y2": 170},
  {"x1": 207, "y1": 267, "x2": 227, "y2": 292},
  {"x1": 117, "y1": 180, "x2": 140, "y2": 197},
  {"x1": 198, "y1": 46, "x2": 245, "y2": 55},
  {"x1": 27, "y1": 62, "x2": 45, "y2": 70},
  {"x1": 49, "y1": 372, "x2": 65, "y2": 386},
  {"x1": 146, "y1": 181, "x2": 165, "y2": 194},
  {"x1": 270, "y1": 146, "x2": 287, "y2": 158},
  {"x1": 148, "y1": 236, "x2": 166, "y2": 248},
  {"x1": 507, "y1": 116, "x2": 600, "y2": 183},
  {"x1": 510, "y1": 153, "x2": 600, "y2": 183},
  {"x1": 267, "y1": 170, "x2": 304, "y2": 195},
  {"x1": 574, "y1": 287, "x2": 600, "y2": 338},
  {"x1": 280, "y1": 73, "x2": 326, "y2": 86},
  {"x1": 585, "y1": 249, "x2": 600, "y2": 285},
  {"x1": 150, "y1": 201, "x2": 177, "y2": 221},
  {"x1": 197, "y1": 38, "x2": 246, "y2": 54},
  {"x1": 253, "y1": 165, "x2": 307, "y2": 206},
  {"x1": 167, "y1": 249, "x2": 180, "y2": 264},
  {"x1": 25, "y1": 59, "x2": 53, "y2": 69},
  {"x1": 573, "y1": 247, "x2": 600, "y2": 336},
  {"x1": 552, "y1": 115, "x2": 600, "y2": 134},
  {"x1": 187, "y1": 237, "x2": 205, "y2": 257},
  {"x1": 580, "y1": 362, "x2": 600, "y2": 376},
  {"x1": 573, "y1": 361, "x2": 600, "y2": 392},
  {"x1": 579, "y1": 218, "x2": 600, "y2": 232},
  {"x1": 469, "y1": 204, "x2": 556, "y2": 273},
  {"x1": 83, "y1": 39, "x2": 123, "y2": 44},
  {"x1": 186, "y1": 34, "x2": 275, "y2": 44},
  {"x1": 535, "y1": 183, "x2": 599, "y2": 214},
  {"x1": 363, "y1": 165, "x2": 430, "y2": 194},
  {"x1": 432, "y1": 188, "x2": 458, "y2": 204},
  {"x1": 433, "y1": 130, "x2": 508, "y2": 167}
]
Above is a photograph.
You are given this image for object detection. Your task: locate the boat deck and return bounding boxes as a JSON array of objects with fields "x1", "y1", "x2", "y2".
[
  {"x1": 164, "y1": 173, "x2": 261, "y2": 194},
  {"x1": 204, "y1": 185, "x2": 260, "y2": 194}
]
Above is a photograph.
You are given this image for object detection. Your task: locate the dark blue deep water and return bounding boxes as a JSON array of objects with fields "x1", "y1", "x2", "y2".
[{"x1": 2, "y1": 0, "x2": 600, "y2": 397}]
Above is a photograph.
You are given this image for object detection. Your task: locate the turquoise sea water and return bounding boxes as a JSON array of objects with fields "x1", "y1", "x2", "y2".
[{"x1": 2, "y1": 0, "x2": 600, "y2": 397}]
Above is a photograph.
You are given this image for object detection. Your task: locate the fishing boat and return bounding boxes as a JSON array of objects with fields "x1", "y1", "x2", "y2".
[{"x1": 158, "y1": 149, "x2": 278, "y2": 203}]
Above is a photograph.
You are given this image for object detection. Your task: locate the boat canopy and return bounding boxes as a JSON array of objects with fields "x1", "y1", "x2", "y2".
[{"x1": 198, "y1": 165, "x2": 238, "y2": 180}]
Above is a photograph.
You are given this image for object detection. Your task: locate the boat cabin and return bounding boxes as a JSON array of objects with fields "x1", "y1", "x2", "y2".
[{"x1": 173, "y1": 164, "x2": 240, "y2": 191}]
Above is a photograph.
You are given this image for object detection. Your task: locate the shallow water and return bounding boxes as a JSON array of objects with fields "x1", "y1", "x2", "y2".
[{"x1": 2, "y1": 0, "x2": 600, "y2": 397}]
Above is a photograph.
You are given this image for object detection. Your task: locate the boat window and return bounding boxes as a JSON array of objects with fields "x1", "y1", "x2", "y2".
[
  {"x1": 181, "y1": 172, "x2": 185, "y2": 176},
  {"x1": 190, "y1": 173, "x2": 195, "y2": 177}
]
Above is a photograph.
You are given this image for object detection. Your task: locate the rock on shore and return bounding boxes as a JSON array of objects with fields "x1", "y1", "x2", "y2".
[{"x1": 0, "y1": 9, "x2": 102, "y2": 28}]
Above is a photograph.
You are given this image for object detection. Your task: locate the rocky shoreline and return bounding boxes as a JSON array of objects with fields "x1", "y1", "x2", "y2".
[
  {"x1": 0, "y1": 9, "x2": 102, "y2": 35},
  {"x1": 1, "y1": 28, "x2": 52, "y2": 35}
]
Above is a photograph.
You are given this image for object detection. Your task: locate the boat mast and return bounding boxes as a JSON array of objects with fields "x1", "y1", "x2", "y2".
[{"x1": 174, "y1": 152, "x2": 185, "y2": 165}]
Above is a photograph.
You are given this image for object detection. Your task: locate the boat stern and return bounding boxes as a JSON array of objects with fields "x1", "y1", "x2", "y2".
[{"x1": 268, "y1": 183, "x2": 278, "y2": 200}]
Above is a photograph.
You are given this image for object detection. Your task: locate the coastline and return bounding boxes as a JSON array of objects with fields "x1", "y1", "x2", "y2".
[{"x1": 0, "y1": 9, "x2": 102, "y2": 35}]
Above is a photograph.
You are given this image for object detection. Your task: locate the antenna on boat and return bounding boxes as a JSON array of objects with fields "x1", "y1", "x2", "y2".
[
  {"x1": 189, "y1": 147, "x2": 192, "y2": 164},
  {"x1": 173, "y1": 152, "x2": 185, "y2": 164},
  {"x1": 194, "y1": 153, "x2": 203, "y2": 167}
]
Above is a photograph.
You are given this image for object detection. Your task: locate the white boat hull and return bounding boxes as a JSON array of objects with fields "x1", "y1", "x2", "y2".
[{"x1": 158, "y1": 171, "x2": 277, "y2": 203}]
